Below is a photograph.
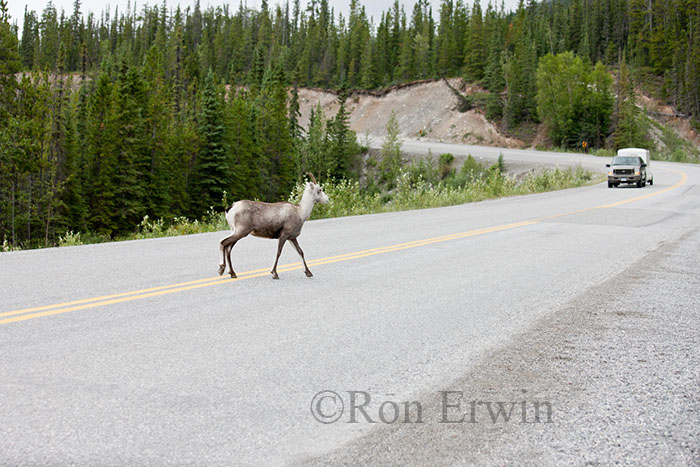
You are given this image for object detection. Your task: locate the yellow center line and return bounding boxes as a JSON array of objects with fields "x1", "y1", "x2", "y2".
[
  {"x1": 0, "y1": 221, "x2": 534, "y2": 320},
  {"x1": 596, "y1": 168, "x2": 688, "y2": 209},
  {"x1": 0, "y1": 220, "x2": 536, "y2": 325},
  {"x1": 1, "y1": 167, "x2": 688, "y2": 326},
  {"x1": 0, "y1": 272, "x2": 257, "y2": 318}
]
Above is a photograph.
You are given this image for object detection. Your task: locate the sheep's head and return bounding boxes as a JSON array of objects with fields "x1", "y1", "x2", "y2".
[{"x1": 306, "y1": 173, "x2": 329, "y2": 204}]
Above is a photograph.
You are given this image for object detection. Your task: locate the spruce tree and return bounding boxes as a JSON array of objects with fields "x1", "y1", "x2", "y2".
[
  {"x1": 463, "y1": 0, "x2": 486, "y2": 81},
  {"x1": 300, "y1": 103, "x2": 331, "y2": 179},
  {"x1": 58, "y1": 84, "x2": 86, "y2": 233},
  {"x1": 359, "y1": 36, "x2": 374, "y2": 88},
  {"x1": 114, "y1": 61, "x2": 150, "y2": 232},
  {"x1": 614, "y1": 59, "x2": 650, "y2": 149},
  {"x1": 143, "y1": 44, "x2": 173, "y2": 219},
  {"x1": 255, "y1": 64, "x2": 294, "y2": 200},
  {"x1": 328, "y1": 89, "x2": 354, "y2": 178},
  {"x1": 191, "y1": 70, "x2": 230, "y2": 216},
  {"x1": 380, "y1": 110, "x2": 403, "y2": 188},
  {"x1": 0, "y1": 0, "x2": 22, "y2": 245},
  {"x1": 19, "y1": 7, "x2": 37, "y2": 69},
  {"x1": 85, "y1": 70, "x2": 118, "y2": 235},
  {"x1": 0, "y1": 0, "x2": 20, "y2": 113},
  {"x1": 228, "y1": 90, "x2": 259, "y2": 200},
  {"x1": 288, "y1": 82, "x2": 302, "y2": 140}
]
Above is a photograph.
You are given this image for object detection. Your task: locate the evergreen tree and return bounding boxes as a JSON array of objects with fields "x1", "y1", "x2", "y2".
[
  {"x1": 503, "y1": 5, "x2": 538, "y2": 129},
  {"x1": 380, "y1": 110, "x2": 403, "y2": 187},
  {"x1": 20, "y1": 7, "x2": 37, "y2": 69},
  {"x1": 436, "y1": 0, "x2": 456, "y2": 76},
  {"x1": 328, "y1": 88, "x2": 355, "y2": 178},
  {"x1": 0, "y1": 0, "x2": 19, "y2": 106},
  {"x1": 300, "y1": 103, "x2": 332, "y2": 178},
  {"x1": 85, "y1": 70, "x2": 118, "y2": 235},
  {"x1": 614, "y1": 58, "x2": 650, "y2": 149},
  {"x1": 143, "y1": 44, "x2": 173, "y2": 219},
  {"x1": 463, "y1": 0, "x2": 486, "y2": 81},
  {"x1": 288, "y1": 81, "x2": 302, "y2": 140},
  {"x1": 359, "y1": 36, "x2": 374, "y2": 88},
  {"x1": 114, "y1": 61, "x2": 151, "y2": 232},
  {"x1": 0, "y1": 0, "x2": 23, "y2": 245},
  {"x1": 191, "y1": 70, "x2": 230, "y2": 216},
  {"x1": 227, "y1": 90, "x2": 259, "y2": 200},
  {"x1": 255, "y1": 64, "x2": 294, "y2": 200},
  {"x1": 38, "y1": 2, "x2": 60, "y2": 70},
  {"x1": 57, "y1": 83, "x2": 86, "y2": 233}
]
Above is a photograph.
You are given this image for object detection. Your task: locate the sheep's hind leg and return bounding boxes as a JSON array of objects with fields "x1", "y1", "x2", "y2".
[
  {"x1": 218, "y1": 234, "x2": 232, "y2": 275},
  {"x1": 222, "y1": 230, "x2": 250, "y2": 278},
  {"x1": 290, "y1": 238, "x2": 313, "y2": 277},
  {"x1": 271, "y1": 235, "x2": 289, "y2": 279}
]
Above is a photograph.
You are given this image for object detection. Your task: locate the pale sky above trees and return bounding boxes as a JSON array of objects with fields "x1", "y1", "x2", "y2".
[{"x1": 9, "y1": 0, "x2": 520, "y2": 31}]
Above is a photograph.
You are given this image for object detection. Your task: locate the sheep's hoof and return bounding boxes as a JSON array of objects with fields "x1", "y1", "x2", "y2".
[
  {"x1": 229, "y1": 271, "x2": 237, "y2": 279},
  {"x1": 305, "y1": 270, "x2": 313, "y2": 278},
  {"x1": 218, "y1": 264, "x2": 225, "y2": 276},
  {"x1": 271, "y1": 271, "x2": 279, "y2": 280}
]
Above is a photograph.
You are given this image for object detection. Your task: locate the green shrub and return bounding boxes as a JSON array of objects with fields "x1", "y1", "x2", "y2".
[
  {"x1": 485, "y1": 93, "x2": 504, "y2": 120},
  {"x1": 439, "y1": 153, "x2": 455, "y2": 179},
  {"x1": 58, "y1": 231, "x2": 84, "y2": 247},
  {"x1": 1, "y1": 238, "x2": 22, "y2": 252},
  {"x1": 287, "y1": 163, "x2": 598, "y2": 221}
]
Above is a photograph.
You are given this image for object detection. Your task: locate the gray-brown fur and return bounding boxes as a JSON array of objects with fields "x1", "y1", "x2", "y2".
[{"x1": 218, "y1": 174, "x2": 329, "y2": 279}]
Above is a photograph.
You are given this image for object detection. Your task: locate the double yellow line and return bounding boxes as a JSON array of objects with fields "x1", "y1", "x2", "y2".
[
  {"x1": 0, "y1": 220, "x2": 536, "y2": 325},
  {"x1": 0, "y1": 167, "x2": 688, "y2": 326}
]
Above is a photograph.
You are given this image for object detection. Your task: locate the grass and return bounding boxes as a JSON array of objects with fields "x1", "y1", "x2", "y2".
[
  {"x1": 289, "y1": 165, "x2": 600, "y2": 221},
  {"x1": 47, "y1": 209, "x2": 229, "y2": 248}
]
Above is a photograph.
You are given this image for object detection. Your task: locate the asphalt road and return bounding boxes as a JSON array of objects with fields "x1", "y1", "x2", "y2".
[{"x1": 1, "y1": 143, "x2": 699, "y2": 465}]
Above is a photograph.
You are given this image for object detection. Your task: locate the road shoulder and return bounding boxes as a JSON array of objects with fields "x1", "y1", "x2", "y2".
[{"x1": 299, "y1": 227, "x2": 700, "y2": 466}]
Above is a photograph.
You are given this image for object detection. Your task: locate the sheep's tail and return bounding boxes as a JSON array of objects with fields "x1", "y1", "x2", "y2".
[{"x1": 225, "y1": 202, "x2": 241, "y2": 230}]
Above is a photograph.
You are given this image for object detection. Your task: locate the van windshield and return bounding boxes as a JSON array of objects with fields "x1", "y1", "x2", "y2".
[{"x1": 612, "y1": 156, "x2": 642, "y2": 165}]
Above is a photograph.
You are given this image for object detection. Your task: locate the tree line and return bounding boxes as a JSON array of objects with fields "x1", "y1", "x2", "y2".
[
  {"x1": 1, "y1": 0, "x2": 699, "y2": 248},
  {"x1": 13, "y1": 0, "x2": 700, "y2": 118}
]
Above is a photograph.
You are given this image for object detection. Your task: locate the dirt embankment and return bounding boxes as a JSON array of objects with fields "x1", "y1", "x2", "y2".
[
  {"x1": 297, "y1": 78, "x2": 523, "y2": 148},
  {"x1": 297, "y1": 78, "x2": 700, "y2": 154},
  {"x1": 638, "y1": 92, "x2": 700, "y2": 148}
]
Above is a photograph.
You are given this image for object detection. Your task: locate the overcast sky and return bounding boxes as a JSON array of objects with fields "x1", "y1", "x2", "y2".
[{"x1": 9, "y1": 0, "x2": 520, "y2": 30}]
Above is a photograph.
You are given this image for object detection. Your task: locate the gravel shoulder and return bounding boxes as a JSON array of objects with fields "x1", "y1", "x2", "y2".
[{"x1": 298, "y1": 225, "x2": 700, "y2": 466}]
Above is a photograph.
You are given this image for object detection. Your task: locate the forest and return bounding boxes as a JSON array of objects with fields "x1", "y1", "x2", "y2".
[{"x1": 0, "y1": 0, "x2": 699, "y2": 248}]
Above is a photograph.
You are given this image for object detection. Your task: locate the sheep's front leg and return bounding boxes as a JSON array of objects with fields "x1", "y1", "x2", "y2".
[
  {"x1": 271, "y1": 235, "x2": 288, "y2": 279},
  {"x1": 290, "y1": 238, "x2": 313, "y2": 277}
]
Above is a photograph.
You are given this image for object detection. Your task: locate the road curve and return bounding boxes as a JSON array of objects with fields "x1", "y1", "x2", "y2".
[{"x1": 1, "y1": 145, "x2": 699, "y2": 465}]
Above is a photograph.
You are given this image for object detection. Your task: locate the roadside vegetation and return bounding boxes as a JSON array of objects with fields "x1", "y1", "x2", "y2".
[
  {"x1": 42, "y1": 116, "x2": 598, "y2": 249},
  {"x1": 290, "y1": 161, "x2": 597, "y2": 221},
  {"x1": 32, "y1": 157, "x2": 595, "y2": 249}
]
